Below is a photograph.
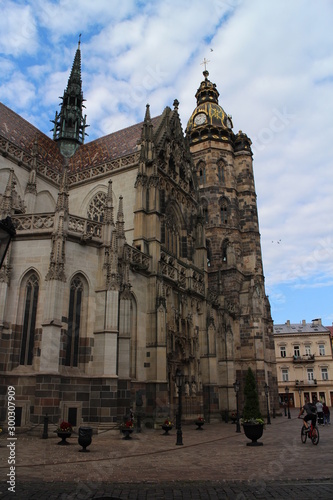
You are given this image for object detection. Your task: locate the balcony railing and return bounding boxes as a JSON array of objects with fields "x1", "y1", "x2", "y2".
[
  {"x1": 293, "y1": 354, "x2": 315, "y2": 363},
  {"x1": 295, "y1": 379, "x2": 317, "y2": 386}
]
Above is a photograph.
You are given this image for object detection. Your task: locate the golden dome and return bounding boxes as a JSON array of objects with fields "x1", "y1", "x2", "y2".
[{"x1": 185, "y1": 70, "x2": 233, "y2": 143}]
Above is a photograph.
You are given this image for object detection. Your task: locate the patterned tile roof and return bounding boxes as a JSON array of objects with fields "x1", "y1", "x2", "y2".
[
  {"x1": 0, "y1": 101, "x2": 162, "y2": 174},
  {"x1": 0, "y1": 102, "x2": 63, "y2": 171}
]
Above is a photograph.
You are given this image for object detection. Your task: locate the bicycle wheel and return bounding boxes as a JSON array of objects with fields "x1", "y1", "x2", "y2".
[
  {"x1": 301, "y1": 425, "x2": 307, "y2": 443},
  {"x1": 311, "y1": 426, "x2": 319, "y2": 445}
]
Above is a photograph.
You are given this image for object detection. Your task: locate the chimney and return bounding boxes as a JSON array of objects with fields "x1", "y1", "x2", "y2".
[
  {"x1": 302, "y1": 320, "x2": 306, "y2": 326},
  {"x1": 312, "y1": 318, "x2": 322, "y2": 326},
  {"x1": 286, "y1": 320, "x2": 290, "y2": 326}
]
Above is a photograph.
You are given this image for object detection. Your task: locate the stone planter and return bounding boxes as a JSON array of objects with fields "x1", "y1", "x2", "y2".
[
  {"x1": 56, "y1": 432, "x2": 71, "y2": 445},
  {"x1": 161, "y1": 424, "x2": 173, "y2": 435},
  {"x1": 121, "y1": 428, "x2": 134, "y2": 440},
  {"x1": 242, "y1": 423, "x2": 264, "y2": 446},
  {"x1": 195, "y1": 420, "x2": 205, "y2": 430}
]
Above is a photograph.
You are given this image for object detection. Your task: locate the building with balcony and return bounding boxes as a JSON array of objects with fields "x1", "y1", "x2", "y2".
[{"x1": 273, "y1": 319, "x2": 333, "y2": 408}]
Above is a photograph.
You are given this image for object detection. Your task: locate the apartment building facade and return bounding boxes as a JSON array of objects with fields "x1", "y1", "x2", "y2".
[{"x1": 273, "y1": 319, "x2": 333, "y2": 408}]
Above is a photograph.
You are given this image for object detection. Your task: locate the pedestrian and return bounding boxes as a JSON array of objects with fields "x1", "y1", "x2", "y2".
[
  {"x1": 323, "y1": 402, "x2": 330, "y2": 425},
  {"x1": 316, "y1": 399, "x2": 324, "y2": 425}
]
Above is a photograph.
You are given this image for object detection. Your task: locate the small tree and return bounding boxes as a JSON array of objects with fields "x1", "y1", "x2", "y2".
[{"x1": 242, "y1": 367, "x2": 262, "y2": 422}]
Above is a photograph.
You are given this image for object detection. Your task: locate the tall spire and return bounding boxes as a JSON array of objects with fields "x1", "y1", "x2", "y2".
[{"x1": 51, "y1": 36, "x2": 88, "y2": 157}]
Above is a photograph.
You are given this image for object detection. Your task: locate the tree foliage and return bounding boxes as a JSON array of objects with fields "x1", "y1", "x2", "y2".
[{"x1": 242, "y1": 367, "x2": 262, "y2": 421}]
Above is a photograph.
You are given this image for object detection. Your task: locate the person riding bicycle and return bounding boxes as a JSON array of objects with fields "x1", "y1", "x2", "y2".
[{"x1": 299, "y1": 401, "x2": 317, "y2": 431}]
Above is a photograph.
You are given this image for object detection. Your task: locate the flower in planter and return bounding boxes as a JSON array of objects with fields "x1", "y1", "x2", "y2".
[
  {"x1": 164, "y1": 419, "x2": 173, "y2": 426},
  {"x1": 125, "y1": 420, "x2": 134, "y2": 428},
  {"x1": 57, "y1": 421, "x2": 73, "y2": 433},
  {"x1": 196, "y1": 417, "x2": 205, "y2": 422}
]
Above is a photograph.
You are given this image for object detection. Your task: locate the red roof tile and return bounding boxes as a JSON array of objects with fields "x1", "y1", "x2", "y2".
[{"x1": 0, "y1": 102, "x2": 63, "y2": 171}]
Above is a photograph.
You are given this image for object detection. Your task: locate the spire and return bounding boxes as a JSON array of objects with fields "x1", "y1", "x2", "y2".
[
  {"x1": 51, "y1": 36, "x2": 88, "y2": 157},
  {"x1": 140, "y1": 104, "x2": 154, "y2": 163}
]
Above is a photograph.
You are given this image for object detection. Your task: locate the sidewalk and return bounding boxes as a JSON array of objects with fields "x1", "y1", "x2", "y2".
[{"x1": 1, "y1": 409, "x2": 333, "y2": 499}]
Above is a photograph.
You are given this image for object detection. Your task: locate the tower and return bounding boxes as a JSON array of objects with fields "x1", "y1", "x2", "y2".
[
  {"x1": 186, "y1": 69, "x2": 278, "y2": 413},
  {"x1": 51, "y1": 37, "x2": 88, "y2": 157}
]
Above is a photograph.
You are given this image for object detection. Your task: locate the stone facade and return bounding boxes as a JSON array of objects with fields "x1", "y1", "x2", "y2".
[
  {"x1": 0, "y1": 46, "x2": 278, "y2": 431},
  {"x1": 273, "y1": 319, "x2": 333, "y2": 408}
]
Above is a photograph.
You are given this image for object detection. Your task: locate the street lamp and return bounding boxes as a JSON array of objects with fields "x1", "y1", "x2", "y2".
[
  {"x1": 233, "y1": 380, "x2": 241, "y2": 433},
  {"x1": 175, "y1": 368, "x2": 184, "y2": 445},
  {"x1": 264, "y1": 383, "x2": 271, "y2": 424},
  {"x1": 0, "y1": 217, "x2": 16, "y2": 269},
  {"x1": 285, "y1": 386, "x2": 291, "y2": 419}
]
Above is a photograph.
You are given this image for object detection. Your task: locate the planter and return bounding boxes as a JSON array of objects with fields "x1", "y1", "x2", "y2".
[
  {"x1": 161, "y1": 424, "x2": 173, "y2": 435},
  {"x1": 78, "y1": 426, "x2": 92, "y2": 452},
  {"x1": 57, "y1": 432, "x2": 71, "y2": 445},
  {"x1": 195, "y1": 420, "x2": 205, "y2": 430},
  {"x1": 121, "y1": 428, "x2": 133, "y2": 440},
  {"x1": 242, "y1": 423, "x2": 264, "y2": 446}
]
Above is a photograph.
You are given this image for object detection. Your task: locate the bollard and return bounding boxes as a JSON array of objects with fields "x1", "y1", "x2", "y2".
[{"x1": 42, "y1": 415, "x2": 49, "y2": 439}]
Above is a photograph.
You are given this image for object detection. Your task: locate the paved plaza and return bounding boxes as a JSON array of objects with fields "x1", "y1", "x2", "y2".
[{"x1": 0, "y1": 409, "x2": 332, "y2": 499}]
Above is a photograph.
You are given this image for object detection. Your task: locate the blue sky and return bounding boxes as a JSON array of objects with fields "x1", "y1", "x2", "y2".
[{"x1": 0, "y1": 0, "x2": 333, "y2": 326}]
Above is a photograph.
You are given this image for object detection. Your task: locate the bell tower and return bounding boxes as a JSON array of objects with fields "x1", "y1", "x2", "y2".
[{"x1": 185, "y1": 68, "x2": 278, "y2": 414}]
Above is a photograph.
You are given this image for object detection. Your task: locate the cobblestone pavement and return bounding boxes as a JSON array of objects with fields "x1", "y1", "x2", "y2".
[{"x1": 1, "y1": 409, "x2": 332, "y2": 499}]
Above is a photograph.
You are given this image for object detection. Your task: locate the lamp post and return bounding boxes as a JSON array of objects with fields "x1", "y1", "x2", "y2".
[
  {"x1": 264, "y1": 383, "x2": 271, "y2": 424},
  {"x1": 0, "y1": 217, "x2": 16, "y2": 269},
  {"x1": 285, "y1": 386, "x2": 291, "y2": 419},
  {"x1": 233, "y1": 380, "x2": 241, "y2": 433},
  {"x1": 175, "y1": 368, "x2": 184, "y2": 445}
]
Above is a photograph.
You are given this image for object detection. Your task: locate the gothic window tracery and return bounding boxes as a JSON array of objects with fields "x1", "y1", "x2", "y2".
[
  {"x1": 87, "y1": 192, "x2": 106, "y2": 222},
  {"x1": 220, "y1": 198, "x2": 229, "y2": 224},
  {"x1": 66, "y1": 275, "x2": 84, "y2": 367},
  {"x1": 20, "y1": 273, "x2": 39, "y2": 365}
]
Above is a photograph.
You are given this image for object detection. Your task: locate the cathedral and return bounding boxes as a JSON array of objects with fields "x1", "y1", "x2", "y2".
[{"x1": 0, "y1": 41, "x2": 278, "y2": 430}]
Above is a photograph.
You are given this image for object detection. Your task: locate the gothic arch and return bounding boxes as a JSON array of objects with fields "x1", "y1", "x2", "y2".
[
  {"x1": 219, "y1": 196, "x2": 230, "y2": 225},
  {"x1": 217, "y1": 159, "x2": 226, "y2": 184},
  {"x1": 64, "y1": 273, "x2": 89, "y2": 368},
  {"x1": 196, "y1": 160, "x2": 206, "y2": 185},
  {"x1": 16, "y1": 269, "x2": 41, "y2": 367},
  {"x1": 35, "y1": 190, "x2": 56, "y2": 212},
  {"x1": 79, "y1": 184, "x2": 116, "y2": 221}
]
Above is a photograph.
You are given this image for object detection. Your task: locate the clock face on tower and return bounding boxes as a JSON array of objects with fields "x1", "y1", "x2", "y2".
[{"x1": 194, "y1": 112, "x2": 207, "y2": 125}]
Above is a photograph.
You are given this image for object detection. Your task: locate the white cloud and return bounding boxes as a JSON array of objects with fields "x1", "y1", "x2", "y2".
[
  {"x1": 0, "y1": 0, "x2": 332, "y2": 324},
  {"x1": 0, "y1": 1, "x2": 38, "y2": 56}
]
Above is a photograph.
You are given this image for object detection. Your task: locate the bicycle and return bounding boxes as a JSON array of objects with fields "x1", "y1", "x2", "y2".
[{"x1": 299, "y1": 417, "x2": 319, "y2": 445}]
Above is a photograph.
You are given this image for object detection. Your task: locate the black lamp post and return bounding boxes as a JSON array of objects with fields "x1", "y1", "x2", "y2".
[
  {"x1": 285, "y1": 386, "x2": 291, "y2": 419},
  {"x1": 0, "y1": 217, "x2": 16, "y2": 269},
  {"x1": 233, "y1": 380, "x2": 241, "y2": 433},
  {"x1": 175, "y1": 368, "x2": 184, "y2": 445},
  {"x1": 264, "y1": 383, "x2": 271, "y2": 424}
]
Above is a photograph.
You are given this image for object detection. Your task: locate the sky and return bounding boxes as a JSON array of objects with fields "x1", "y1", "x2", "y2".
[{"x1": 0, "y1": 0, "x2": 332, "y2": 326}]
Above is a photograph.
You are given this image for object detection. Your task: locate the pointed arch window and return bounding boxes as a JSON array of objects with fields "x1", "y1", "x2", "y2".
[
  {"x1": 66, "y1": 276, "x2": 83, "y2": 367},
  {"x1": 20, "y1": 274, "x2": 39, "y2": 365},
  {"x1": 197, "y1": 161, "x2": 206, "y2": 185},
  {"x1": 220, "y1": 199, "x2": 229, "y2": 224},
  {"x1": 87, "y1": 192, "x2": 106, "y2": 222}
]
